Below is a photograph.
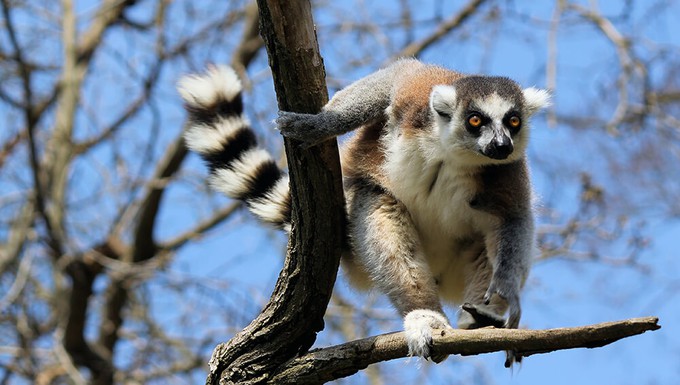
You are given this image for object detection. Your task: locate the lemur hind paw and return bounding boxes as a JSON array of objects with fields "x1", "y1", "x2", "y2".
[
  {"x1": 460, "y1": 303, "x2": 506, "y2": 329},
  {"x1": 403, "y1": 309, "x2": 451, "y2": 363}
]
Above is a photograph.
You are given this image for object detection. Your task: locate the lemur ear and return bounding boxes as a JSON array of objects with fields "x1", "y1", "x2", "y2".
[
  {"x1": 522, "y1": 87, "x2": 551, "y2": 115},
  {"x1": 430, "y1": 85, "x2": 457, "y2": 119}
]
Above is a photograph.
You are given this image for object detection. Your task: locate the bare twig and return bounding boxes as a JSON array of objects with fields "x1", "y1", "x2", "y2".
[
  {"x1": 157, "y1": 202, "x2": 241, "y2": 252},
  {"x1": 0, "y1": 251, "x2": 34, "y2": 310},
  {"x1": 0, "y1": 200, "x2": 34, "y2": 275},
  {"x1": 1, "y1": 0, "x2": 55, "y2": 256},
  {"x1": 546, "y1": 0, "x2": 564, "y2": 129},
  {"x1": 566, "y1": 2, "x2": 646, "y2": 134},
  {"x1": 0, "y1": 130, "x2": 24, "y2": 168},
  {"x1": 230, "y1": 1, "x2": 264, "y2": 86},
  {"x1": 394, "y1": 0, "x2": 488, "y2": 58}
]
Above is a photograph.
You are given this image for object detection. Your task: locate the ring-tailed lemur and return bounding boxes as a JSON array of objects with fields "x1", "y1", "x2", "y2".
[{"x1": 178, "y1": 59, "x2": 550, "y2": 366}]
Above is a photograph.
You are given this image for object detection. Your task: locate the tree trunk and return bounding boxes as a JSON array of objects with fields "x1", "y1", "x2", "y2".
[{"x1": 205, "y1": 1, "x2": 345, "y2": 384}]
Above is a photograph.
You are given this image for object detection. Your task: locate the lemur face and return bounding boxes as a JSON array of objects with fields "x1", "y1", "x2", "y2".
[{"x1": 429, "y1": 76, "x2": 549, "y2": 164}]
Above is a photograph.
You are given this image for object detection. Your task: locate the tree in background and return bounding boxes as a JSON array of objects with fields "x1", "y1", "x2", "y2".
[{"x1": 0, "y1": 1, "x2": 677, "y2": 384}]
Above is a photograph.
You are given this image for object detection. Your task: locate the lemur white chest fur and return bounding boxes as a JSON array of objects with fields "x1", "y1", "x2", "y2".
[
  {"x1": 383, "y1": 132, "x2": 484, "y2": 238},
  {"x1": 381, "y1": 122, "x2": 496, "y2": 303}
]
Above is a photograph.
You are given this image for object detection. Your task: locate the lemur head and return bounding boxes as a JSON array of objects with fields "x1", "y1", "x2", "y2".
[{"x1": 429, "y1": 76, "x2": 550, "y2": 165}]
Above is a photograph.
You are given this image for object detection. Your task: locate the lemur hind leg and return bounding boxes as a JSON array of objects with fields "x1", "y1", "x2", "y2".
[{"x1": 346, "y1": 178, "x2": 451, "y2": 363}]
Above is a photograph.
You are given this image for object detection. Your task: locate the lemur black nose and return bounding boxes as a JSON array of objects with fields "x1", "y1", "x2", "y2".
[{"x1": 486, "y1": 136, "x2": 513, "y2": 160}]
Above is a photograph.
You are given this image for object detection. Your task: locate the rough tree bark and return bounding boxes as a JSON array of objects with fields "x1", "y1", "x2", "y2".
[
  {"x1": 204, "y1": 2, "x2": 661, "y2": 385},
  {"x1": 205, "y1": 0, "x2": 346, "y2": 384}
]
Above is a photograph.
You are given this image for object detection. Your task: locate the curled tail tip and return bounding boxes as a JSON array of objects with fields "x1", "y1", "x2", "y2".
[
  {"x1": 180, "y1": 64, "x2": 249, "y2": 156},
  {"x1": 179, "y1": 64, "x2": 292, "y2": 231},
  {"x1": 209, "y1": 158, "x2": 292, "y2": 230},
  {"x1": 177, "y1": 64, "x2": 242, "y2": 109}
]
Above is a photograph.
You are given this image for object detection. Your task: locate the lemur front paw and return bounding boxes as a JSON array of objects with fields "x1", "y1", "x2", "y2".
[
  {"x1": 276, "y1": 111, "x2": 329, "y2": 146},
  {"x1": 483, "y1": 276, "x2": 524, "y2": 367},
  {"x1": 403, "y1": 309, "x2": 451, "y2": 363},
  {"x1": 483, "y1": 276, "x2": 521, "y2": 329}
]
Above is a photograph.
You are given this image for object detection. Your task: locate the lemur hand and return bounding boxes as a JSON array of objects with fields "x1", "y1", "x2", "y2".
[
  {"x1": 276, "y1": 111, "x2": 333, "y2": 146},
  {"x1": 483, "y1": 275, "x2": 521, "y2": 330},
  {"x1": 484, "y1": 275, "x2": 523, "y2": 367}
]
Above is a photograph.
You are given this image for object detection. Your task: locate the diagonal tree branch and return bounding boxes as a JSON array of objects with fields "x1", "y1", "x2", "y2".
[
  {"x1": 230, "y1": 1, "x2": 264, "y2": 84},
  {"x1": 126, "y1": 0, "x2": 265, "y2": 263},
  {"x1": 394, "y1": 0, "x2": 489, "y2": 58},
  {"x1": 271, "y1": 317, "x2": 661, "y2": 384},
  {"x1": 0, "y1": 130, "x2": 24, "y2": 168},
  {"x1": 130, "y1": 134, "x2": 188, "y2": 263},
  {"x1": 157, "y1": 202, "x2": 241, "y2": 252}
]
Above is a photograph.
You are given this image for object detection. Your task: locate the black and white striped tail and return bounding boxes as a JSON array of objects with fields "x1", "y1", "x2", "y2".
[{"x1": 178, "y1": 65, "x2": 291, "y2": 230}]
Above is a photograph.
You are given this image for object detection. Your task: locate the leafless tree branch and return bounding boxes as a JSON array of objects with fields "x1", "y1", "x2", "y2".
[
  {"x1": 395, "y1": 0, "x2": 489, "y2": 58},
  {"x1": 157, "y1": 202, "x2": 241, "y2": 252},
  {"x1": 271, "y1": 317, "x2": 661, "y2": 384}
]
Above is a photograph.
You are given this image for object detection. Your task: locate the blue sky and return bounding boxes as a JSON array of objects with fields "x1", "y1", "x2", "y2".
[{"x1": 164, "y1": 2, "x2": 679, "y2": 384}]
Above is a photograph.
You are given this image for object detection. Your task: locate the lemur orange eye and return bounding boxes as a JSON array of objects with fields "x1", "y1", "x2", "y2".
[
  {"x1": 509, "y1": 116, "x2": 521, "y2": 128},
  {"x1": 468, "y1": 115, "x2": 482, "y2": 127}
]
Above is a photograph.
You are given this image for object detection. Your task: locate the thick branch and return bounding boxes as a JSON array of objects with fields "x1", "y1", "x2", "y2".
[
  {"x1": 130, "y1": 134, "x2": 188, "y2": 262},
  {"x1": 47, "y1": 0, "x2": 79, "y2": 257},
  {"x1": 97, "y1": 3, "x2": 265, "y2": 378},
  {"x1": 62, "y1": 260, "x2": 112, "y2": 385},
  {"x1": 272, "y1": 317, "x2": 661, "y2": 384},
  {"x1": 206, "y1": 1, "x2": 345, "y2": 384},
  {"x1": 230, "y1": 2, "x2": 264, "y2": 83}
]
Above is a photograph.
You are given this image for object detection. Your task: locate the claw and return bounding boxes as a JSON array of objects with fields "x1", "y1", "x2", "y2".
[
  {"x1": 483, "y1": 283, "x2": 496, "y2": 305},
  {"x1": 504, "y1": 294, "x2": 522, "y2": 329},
  {"x1": 483, "y1": 292, "x2": 492, "y2": 305}
]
